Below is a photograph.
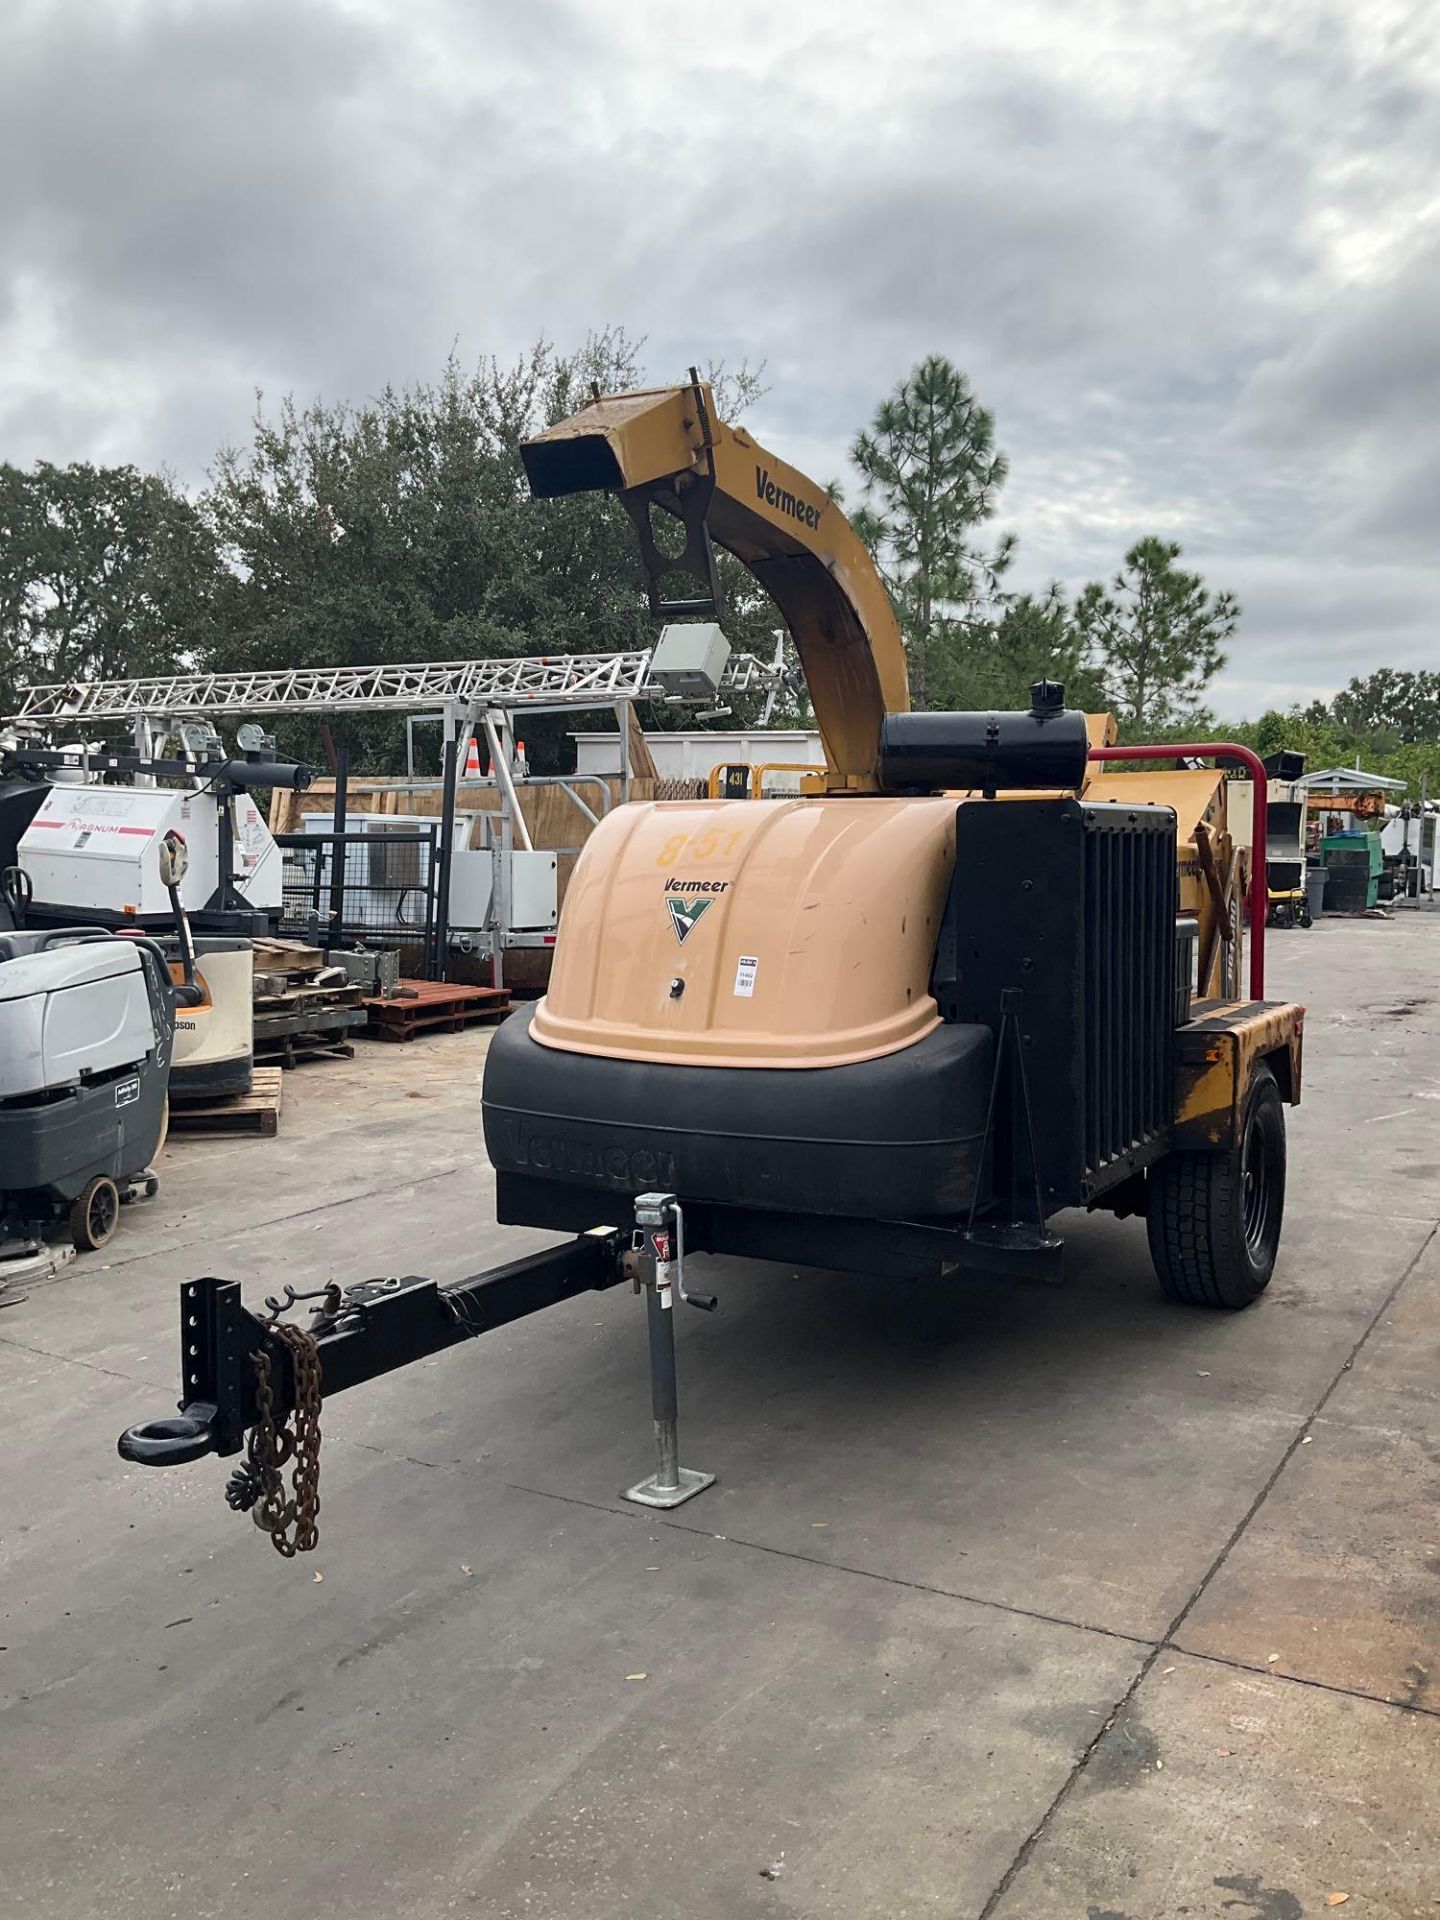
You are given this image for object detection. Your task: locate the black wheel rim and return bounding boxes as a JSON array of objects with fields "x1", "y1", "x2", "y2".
[
  {"x1": 90, "y1": 1183, "x2": 118, "y2": 1242},
  {"x1": 1241, "y1": 1114, "x2": 1276, "y2": 1257}
]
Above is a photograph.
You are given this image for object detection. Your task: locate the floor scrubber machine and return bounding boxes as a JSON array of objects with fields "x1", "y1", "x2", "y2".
[{"x1": 0, "y1": 927, "x2": 174, "y2": 1257}]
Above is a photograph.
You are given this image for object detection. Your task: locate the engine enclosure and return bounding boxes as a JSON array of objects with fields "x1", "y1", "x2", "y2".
[
  {"x1": 482, "y1": 790, "x2": 1181, "y2": 1262},
  {"x1": 486, "y1": 793, "x2": 994, "y2": 1232}
]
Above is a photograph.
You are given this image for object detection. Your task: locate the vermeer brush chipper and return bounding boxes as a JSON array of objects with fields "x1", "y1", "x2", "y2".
[{"x1": 120, "y1": 377, "x2": 1304, "y2": 1545}]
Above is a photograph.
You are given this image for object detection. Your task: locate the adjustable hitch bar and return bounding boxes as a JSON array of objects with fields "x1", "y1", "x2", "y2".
[{"x1": 118, "y1": 1232, "x2": 628, "y2": 1467}]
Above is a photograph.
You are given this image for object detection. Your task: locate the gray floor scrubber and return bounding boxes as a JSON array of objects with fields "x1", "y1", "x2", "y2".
[{"x1": 0, "y1": 928, "x2": 174, "y2": 1255}]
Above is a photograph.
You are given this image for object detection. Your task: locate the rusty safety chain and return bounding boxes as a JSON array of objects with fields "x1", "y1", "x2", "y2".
[{"x1": 248, "y1": 1325, "x2": 324, "y2": 1556}]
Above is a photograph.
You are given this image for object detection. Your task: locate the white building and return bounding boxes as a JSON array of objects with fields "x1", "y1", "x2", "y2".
[{"x1": 569, "y1": 729, "x2": 825, "y2": 783}]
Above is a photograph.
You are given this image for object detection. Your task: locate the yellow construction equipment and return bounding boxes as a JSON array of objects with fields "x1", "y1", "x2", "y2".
[
  {"x1": 499, "y1": 376, "x2": 1301, "y2": 1315},
  {"x1": 121, "y1": 375, "x2": 1307, "y2": 1531}
]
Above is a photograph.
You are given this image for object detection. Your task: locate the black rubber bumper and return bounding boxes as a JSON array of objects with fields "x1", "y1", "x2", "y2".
[{"x1": 482, "y1": 1005, "x2": 993, "y2": 1221}]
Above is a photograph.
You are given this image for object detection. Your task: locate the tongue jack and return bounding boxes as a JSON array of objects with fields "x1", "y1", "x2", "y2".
[{"x1": 622, "y1": 1193, "x2": 717, "y2": 1509}]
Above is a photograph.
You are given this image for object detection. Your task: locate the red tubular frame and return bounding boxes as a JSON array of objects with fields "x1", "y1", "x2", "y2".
[{"x1": 1088, "y1": 742, "x2": 1267, "y2": 1001}]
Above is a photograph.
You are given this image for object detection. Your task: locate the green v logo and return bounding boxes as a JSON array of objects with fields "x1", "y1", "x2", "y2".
[{"x1": 666, "y1": 896, "x2": 714, "y2": 944}]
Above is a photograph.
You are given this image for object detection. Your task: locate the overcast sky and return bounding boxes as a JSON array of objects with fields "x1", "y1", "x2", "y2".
[{"x1": 2, "y1": 0, "x2": 1436, "y2": 715}]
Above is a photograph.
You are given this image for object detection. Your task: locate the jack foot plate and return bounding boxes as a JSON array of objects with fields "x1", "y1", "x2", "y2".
[{"x1": 622, "y1": 1467, "x2": 716, "y2": 1509}]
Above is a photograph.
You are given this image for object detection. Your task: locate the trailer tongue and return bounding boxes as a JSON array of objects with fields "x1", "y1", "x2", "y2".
[
  {"x1": 121, "y1": 1230, "x2": 638, "y2": 1553},
  {"x1": 117, "y1": 1182, "x2": 1075, "y2": 1551}
]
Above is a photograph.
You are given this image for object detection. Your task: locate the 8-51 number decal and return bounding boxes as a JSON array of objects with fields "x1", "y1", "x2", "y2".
[{"x1": 655, "y1": 827, "x2": 745, "y2": 866}]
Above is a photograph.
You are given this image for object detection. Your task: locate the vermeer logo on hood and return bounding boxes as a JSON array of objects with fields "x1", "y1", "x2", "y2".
[{"x1": 666, "y1": 895, "x2": 714, "y2": 944}]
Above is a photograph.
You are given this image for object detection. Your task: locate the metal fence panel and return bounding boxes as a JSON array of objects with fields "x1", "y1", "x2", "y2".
[{"x1": 277, "y1": 828, "x2": 440, "y2": 973}]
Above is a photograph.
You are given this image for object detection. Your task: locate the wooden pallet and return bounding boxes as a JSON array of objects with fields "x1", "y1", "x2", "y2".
[
  {"x1": 253, "y1": 1003, "x2": 368, "y2": 1068},
  {"x1": 253, "y1": 980, "x2": 363, "y2": 1012},
  {"x1": 253, "y1": 937, "x2": 325, "y2": 973},
  {"x1": 168, "y1": 1068, "x2": 285, "y2": 1137},
  {"x1": 255, "y1": 1028, "x2": 358, "y2": 1069},
  {"x1": 361, "y1": 978, "x2": 512, "y2": 1042}
]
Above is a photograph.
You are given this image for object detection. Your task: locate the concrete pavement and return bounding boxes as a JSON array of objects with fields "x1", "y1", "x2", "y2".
[{"x1": 2, "y1": 913, "x2": 1437, "y2": 1918}]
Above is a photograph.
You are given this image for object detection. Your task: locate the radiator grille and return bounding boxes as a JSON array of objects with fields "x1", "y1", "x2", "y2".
[
  {"x1": 937, "y1": 796, "x2": 1179, "y2": 1210},
  {"x1": 1083, "y1": 814, "x2": 1176, "y2": 1183}
]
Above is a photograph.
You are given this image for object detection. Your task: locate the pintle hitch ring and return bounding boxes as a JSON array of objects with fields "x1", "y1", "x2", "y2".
[{"x1": 118, "y1": 1411, "x2": 216, "y2": 1466}]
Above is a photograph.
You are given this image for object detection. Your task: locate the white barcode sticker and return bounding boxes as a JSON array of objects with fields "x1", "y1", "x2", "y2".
[{"x1": 733, "y1": 954, "x2": 759, "y2": 997}]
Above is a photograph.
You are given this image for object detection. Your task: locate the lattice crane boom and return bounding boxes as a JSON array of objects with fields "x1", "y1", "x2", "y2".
[{"x1": 9, "y1": 645, "x2": 785, "y2": 726}]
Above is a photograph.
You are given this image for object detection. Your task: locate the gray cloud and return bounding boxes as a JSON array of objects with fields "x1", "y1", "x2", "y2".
[{"x1": 1, "y1": 0, "x2": 1436, "y2": 715}]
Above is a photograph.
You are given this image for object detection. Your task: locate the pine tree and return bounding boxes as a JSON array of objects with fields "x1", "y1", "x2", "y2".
[
  {"x1": 1073, "y1": 538, "x2": 1237, "y2": 737},
  {"x1": 850, "y1": 356, "x2": 1014, "y2": 709}
]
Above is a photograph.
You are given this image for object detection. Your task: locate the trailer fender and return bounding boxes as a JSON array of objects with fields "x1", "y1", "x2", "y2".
[{"x1": 1172, "y1": 1001, "x2": 1305, "y2": 1151}]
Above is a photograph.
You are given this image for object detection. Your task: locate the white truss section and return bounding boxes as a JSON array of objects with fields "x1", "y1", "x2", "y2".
[{"x1": 12, "y1": 646, "x2": 783, "y2": 724}]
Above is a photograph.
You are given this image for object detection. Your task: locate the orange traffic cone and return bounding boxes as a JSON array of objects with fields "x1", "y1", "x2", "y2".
[{"x1": 463, "y1": 736, "x2": 481, "y2": 777}]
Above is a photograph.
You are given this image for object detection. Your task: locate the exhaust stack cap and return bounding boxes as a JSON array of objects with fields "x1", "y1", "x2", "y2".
[{"x1": 1031, "y1": 679, "x2": 1065, "y2": 717}]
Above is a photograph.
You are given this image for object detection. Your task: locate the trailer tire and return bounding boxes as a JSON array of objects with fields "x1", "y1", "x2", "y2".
[
  {"x1": 71, "y1": 1176, "x2": 121, "y2": 1253},
  {"x1": 1148, "y1": 1065, "x2": 1285, "y2": 1309}
]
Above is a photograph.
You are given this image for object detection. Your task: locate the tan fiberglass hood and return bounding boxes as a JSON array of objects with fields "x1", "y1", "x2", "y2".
[{"x1": 531, "y1": 796, "x2": 958, "y2": 1070}]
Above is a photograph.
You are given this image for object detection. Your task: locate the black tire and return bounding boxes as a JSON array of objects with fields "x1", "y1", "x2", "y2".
[
  {"x1": 1147, "y1": 1064, "x2": 1286, "y2": 1309},
  {"x1": 71, "y1": 1175, "x2": 121, "y2": 1252}
]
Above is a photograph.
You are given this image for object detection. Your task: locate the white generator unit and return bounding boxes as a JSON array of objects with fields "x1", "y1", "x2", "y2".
[{"x1": 19, "y1": 784, "x2": 281, "y2": 921}]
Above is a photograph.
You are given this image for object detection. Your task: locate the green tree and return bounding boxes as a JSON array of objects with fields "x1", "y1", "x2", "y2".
[
  {"x1": 206, "y1": 334, "x2": 647, "y2": 675},
  {"x1": 1253, "y1": 709, "x2": 1293, "y2": 759},
  {"x1": 200, "y1": 335, "x2": 777, "y2": 768},
  {"x1": 1232, "y1": 692, "x2": 1440, "y2": 801},
  {"x1": 1073, "y1": 538, "x2": 1238, "y2": 737},
  {"x1": 0, "y1": 461, "x2": 217, "y2": 708},
  {"x1": 1330, "y1": 669, "x2": 1440, "y2": 745},
  {"x1": 850, "y1": 355, "x2": 1015, "y2": 709},
  {"x1": 940, "y1": 585, "x2": 1106, "y2": 713}
]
